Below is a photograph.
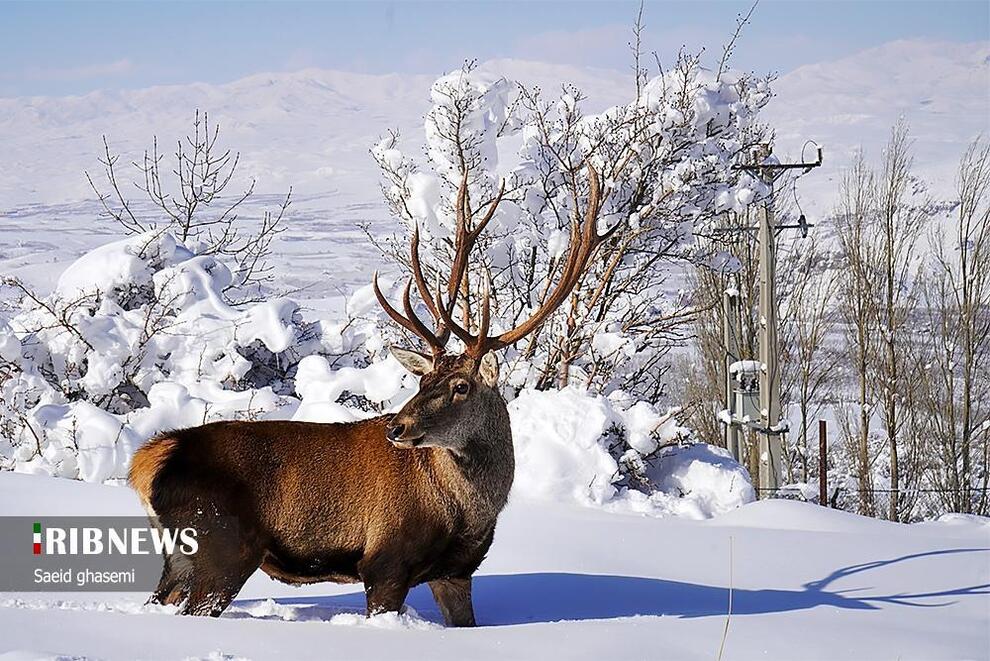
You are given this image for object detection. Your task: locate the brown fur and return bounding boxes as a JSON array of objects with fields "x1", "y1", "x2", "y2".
[{"x1": 131, "y1": 354, "x2": 514, "y2": 625}]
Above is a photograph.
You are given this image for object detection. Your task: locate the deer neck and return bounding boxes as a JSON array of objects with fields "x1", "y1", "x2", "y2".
[{"x1": 430, "y1": 395, "x2": 514, "y2": 529}]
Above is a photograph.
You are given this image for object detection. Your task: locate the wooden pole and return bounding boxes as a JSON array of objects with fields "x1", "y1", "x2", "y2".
[{"x1": 818, "y1": 419, "x2": 828, "y2": 507}]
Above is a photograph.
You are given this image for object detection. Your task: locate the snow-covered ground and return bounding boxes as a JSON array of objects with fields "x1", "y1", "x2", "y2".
[{"x1": 1, "y1": 472, "x2": 988, "y2": 661}]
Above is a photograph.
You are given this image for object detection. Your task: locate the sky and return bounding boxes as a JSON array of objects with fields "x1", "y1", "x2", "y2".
[{"x1": 0, "y1": 0, "x2": 987, "y2": 98}]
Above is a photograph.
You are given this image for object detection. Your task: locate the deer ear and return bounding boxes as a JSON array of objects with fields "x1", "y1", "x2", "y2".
[
  {"x1": 478, "y1": 352, "x2": 499, "y2": 387},
  {"x1": 390, "y1": 347, "x2": 433, "y2": 376}
]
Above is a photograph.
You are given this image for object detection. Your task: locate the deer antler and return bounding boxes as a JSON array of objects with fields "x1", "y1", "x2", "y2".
[
  {"x1": 374, "y1": 173, "x2": 506, "y2": 355},
  {"x1": 375, "y1": 163, "x2": 610, "y2": 360},
  {"x1": 436, "y1": 162, "x2": 614, "y2": 358},
  {"x1": 373, "y1": 272, "x2": 446, "y2": 355}
]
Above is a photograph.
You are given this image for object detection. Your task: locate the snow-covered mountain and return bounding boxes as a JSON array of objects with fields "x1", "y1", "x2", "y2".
[
  {"x1": 1, "y1": 40, "x2": 985, "y2": 211},
  {"x1": 0, "y1": 40, "x2": 986, "y2": 298},
  {"x1": 0, "y1": 61, "x2": 632, "y2": 207},
  {"x1": 765, "y1": 39, "x2": 990, "y2": 214}
]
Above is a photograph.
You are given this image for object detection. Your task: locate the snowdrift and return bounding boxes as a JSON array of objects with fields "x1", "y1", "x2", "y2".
[{"x1": 509, "y1": 387, "x2": 754, "y2": 518}]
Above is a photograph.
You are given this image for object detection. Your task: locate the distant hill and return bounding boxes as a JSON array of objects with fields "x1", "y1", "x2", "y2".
[
  {"x1": 1, "y1": 39, "x2": 986, "y2": 214},
  {"x1": 765, "y1": 39, "x2": 990, "y2": 214}
]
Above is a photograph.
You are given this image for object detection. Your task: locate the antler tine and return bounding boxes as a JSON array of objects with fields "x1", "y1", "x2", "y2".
[
  {"x1": 373, "y1": 272, "x2": 445, "y2": 355},
  {"x1": 432, "y1": 270, "x2": 495, "y2": 359},
  {"x1": 464, "y1": 271, "x2": 493, "y2": 358},
  {"x1": 582, "y1": 162, "x2": 614, "y2": 246},
  {"x1": 434, "y1": 277, "x2": 475, "y2": 346},
  {"x1": 476, "y1": 271, "x2": 491, "y2": 342},
  {"x1": 400, "y1": 279, "x2": 445, "y2": 353},
  {"x1": 446, "y1": 174, "x2": 506, "y2": 313},
  {"x1": 409, "y1": 223, "x2": 449, "y2": 345}
]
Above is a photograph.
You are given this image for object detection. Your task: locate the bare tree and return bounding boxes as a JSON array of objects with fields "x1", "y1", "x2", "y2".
[
  {"x1": 86, "y1": 110, "x2": 292, "y2": 302},
  {"x1": 871, "y1": 123, "x2": 928, "y2": 520},
  {"x1": 779, "y1": 235, "x2": 837, "y2": 483},
  {"x1": 834, "y1": 151, "x2": 879, "y2": 516},
  {"x1": 915, "y1": 137, "x2": 990, "y2": 515}
]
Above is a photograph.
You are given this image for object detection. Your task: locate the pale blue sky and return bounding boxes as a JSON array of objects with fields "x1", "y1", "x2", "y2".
[{"x1": 1, "y1": 0, "x2": 987, "y2": 98}]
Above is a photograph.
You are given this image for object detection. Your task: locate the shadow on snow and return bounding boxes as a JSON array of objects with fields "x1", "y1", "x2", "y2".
[{"x1": 230, "y1": 547, "x2": 990, "y2": 626}]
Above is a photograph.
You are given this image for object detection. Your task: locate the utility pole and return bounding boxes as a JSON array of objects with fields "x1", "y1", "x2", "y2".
[
  {"x1": 757, "y1": 199, "x2": 782, "y2": 491},
  {"x1": 723, "y1": 287, "x2": 743, "y2": 461},
  {"x1": 723, "y1": 143, "x2": 823, "y2": 495}
]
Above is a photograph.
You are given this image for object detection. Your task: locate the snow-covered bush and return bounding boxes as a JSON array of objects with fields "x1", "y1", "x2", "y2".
[
  {"x1": 0, "y1": 231, "x2": 331, "y2": 479},
  {"x1": 372, "y1": 56, "x2": 771, "y2": 402},
  {"x1": 507, "y1": 386, "x2": 753, "y2": 517}
]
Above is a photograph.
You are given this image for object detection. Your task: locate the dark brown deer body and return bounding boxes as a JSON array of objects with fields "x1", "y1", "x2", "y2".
[
  {"x1": 130, "y1": 164, "x2": 609, "y2": 625},
  {"x1": 131, "y1": 353, "x2": 511, "y2": 624}
]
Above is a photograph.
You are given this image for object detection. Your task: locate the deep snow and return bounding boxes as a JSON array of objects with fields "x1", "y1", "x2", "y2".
[{"x1": 0, "y1": 472, "x2": 987, "y2": 660}]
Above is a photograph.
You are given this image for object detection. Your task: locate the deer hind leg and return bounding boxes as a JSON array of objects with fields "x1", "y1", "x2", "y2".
[
  {"x1": 180, "y1": 535, "x2": 263, "y2": 617},
  {"x1": 153, "y1": 482, "x2": 264, "y2": 617},
  {"x1": 148, "y1": 553, "x2": 190, "y2": 607},
  {"x1": 429, "y1": 577, "x2": 476, "y2": 627}
]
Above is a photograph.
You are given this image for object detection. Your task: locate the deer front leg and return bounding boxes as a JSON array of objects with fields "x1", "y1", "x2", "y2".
[
  {"x1": 363, "y1": 578, "x2": 410, "y2": 616},
  {"x1": 429, "y1": 577, "x2": 476, "y2": 627},
  {"x1": 359, "y1": 559, "x2": 410, "y2": 617}
]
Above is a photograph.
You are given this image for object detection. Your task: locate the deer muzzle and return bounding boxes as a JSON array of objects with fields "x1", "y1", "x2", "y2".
[{"x1": 387, "y1": 415, "x2": 425, "y2": 448}]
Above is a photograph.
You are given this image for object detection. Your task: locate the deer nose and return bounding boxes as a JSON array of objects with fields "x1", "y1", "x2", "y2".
[{"x1": 387, "y1": 423, "x2": 406, "y2": 441}]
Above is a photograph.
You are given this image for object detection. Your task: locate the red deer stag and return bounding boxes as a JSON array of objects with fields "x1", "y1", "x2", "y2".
[{"x1": 129, "y1": 165, "x2": 612, "y2": 625}]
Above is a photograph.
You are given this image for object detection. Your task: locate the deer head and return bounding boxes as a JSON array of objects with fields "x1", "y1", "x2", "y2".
[
  {"x1": 374, "y1": 163, "x2": 614, "y2": 451},
  {"x1": 385, "y1": 349, "x2": 500, "y2": 450}
]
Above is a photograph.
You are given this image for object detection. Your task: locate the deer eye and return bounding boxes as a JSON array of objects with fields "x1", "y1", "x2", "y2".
[{"x1": 453, "y1": 382, "x2": 470, "y2": 396}]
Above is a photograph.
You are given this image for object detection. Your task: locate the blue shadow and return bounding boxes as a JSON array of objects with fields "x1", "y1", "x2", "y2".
[{"x1": 233, "y1": 547, "x2": 990, "y2": 626}]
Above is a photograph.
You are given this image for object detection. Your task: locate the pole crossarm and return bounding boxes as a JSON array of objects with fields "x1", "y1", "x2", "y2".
[{"x1": 733, "y1": 146, "x2": 824, "y2": 178}]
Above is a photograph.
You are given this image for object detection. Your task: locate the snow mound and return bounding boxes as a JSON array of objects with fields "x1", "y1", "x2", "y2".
[
  {"x1": 508, "y1": 386, "x2": 754, "y2": 518},
  {"x1": 932, "y1": 512, "x2": 990, "y2": 527},
  {"x1": 633, "y1": 443, "x2": 755, "y2": 519},
  {"x1": 509, "y1": 387, "x2": 620, "y2": 504},
  {"x1": 912, "y1": 512, "x2": 990, "y2": 532}
]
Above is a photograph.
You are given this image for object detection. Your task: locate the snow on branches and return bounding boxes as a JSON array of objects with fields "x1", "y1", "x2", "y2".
[
  {"x1": 371, "y1": 57, "x2": 771, "y2": 401},
  {"x1": 0, "y1": 232, "x2": 324, "y2": 480}
]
